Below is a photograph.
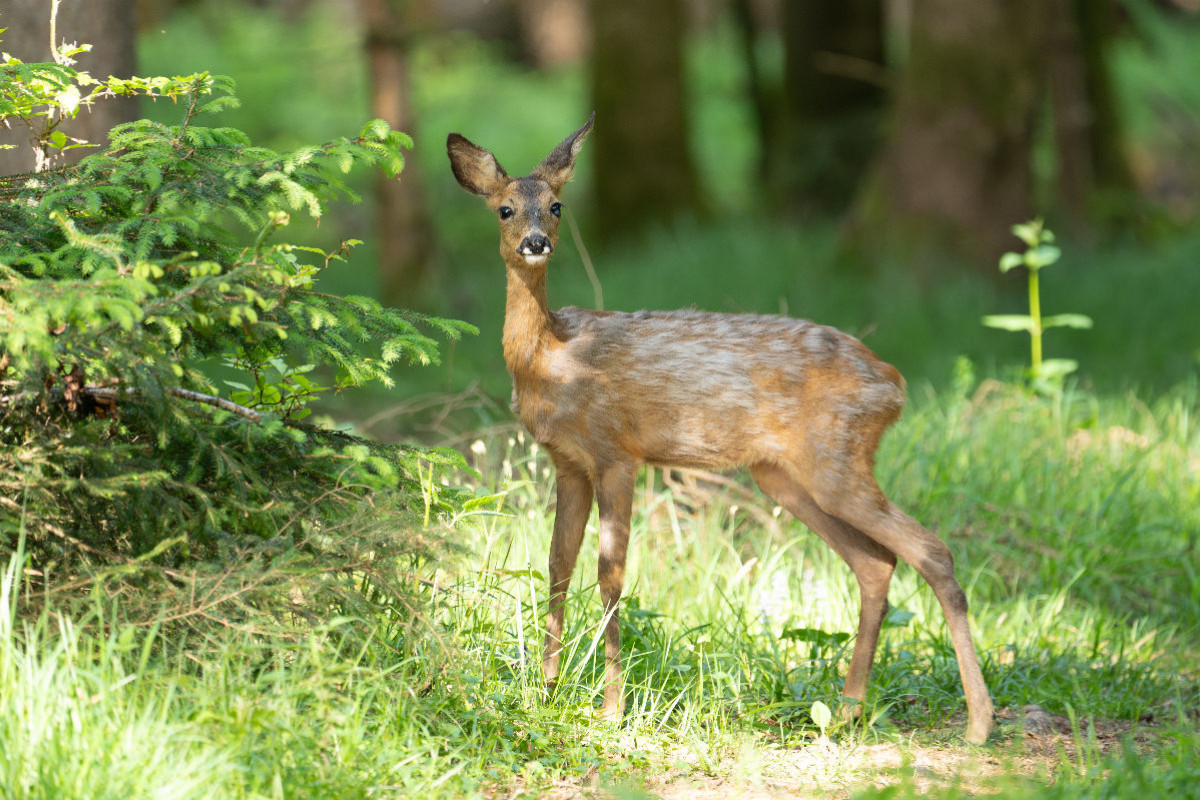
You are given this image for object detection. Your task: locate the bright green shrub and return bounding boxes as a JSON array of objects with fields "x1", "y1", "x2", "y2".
[{"x1": 0, "y1": 44, "x2": 475, "y2": 617}]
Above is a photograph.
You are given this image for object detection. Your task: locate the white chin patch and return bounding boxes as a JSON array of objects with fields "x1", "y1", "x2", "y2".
[{"x1": 522, "y1": 253, "x2": 549, "y2": 266}]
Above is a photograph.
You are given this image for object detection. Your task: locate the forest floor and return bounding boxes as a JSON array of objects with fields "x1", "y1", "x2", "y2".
[{"x1": 501, "y1": 708, "x2": 1156, "y2": 799}]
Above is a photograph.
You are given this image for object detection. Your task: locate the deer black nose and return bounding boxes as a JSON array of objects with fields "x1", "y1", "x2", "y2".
[{"x1": 520, "y1": 235, "x2": 552, "y2": 256}]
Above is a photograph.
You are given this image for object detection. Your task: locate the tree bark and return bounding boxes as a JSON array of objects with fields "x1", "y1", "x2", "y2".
[
  {"x1": 847, "y1": 0, "x2": 1048, "y2": 271},
  {"x1": 589, "y1": 0, "x2": 701, "y2": 244},
  {"x1": 1073, "y1": 0, "x2": 1134, "y2": 199},
  {"x1": 1046, "y1": 0, "x2": 1093, "y2": 226},
  {"x1": 361, "y1": 0, "x2": 435, "y2": 308},
  {"x1": 513, "y1": 0, "x2": 588, "y2": 68},
  {"x1": 0, "y1": 0, "x2": 138, "y2": 176},
  {"x1": 731, "y1": 0, "x2": 778, "y2": 192},
  {"x1": 777, "y1": 0, "x2": 885, "y2": 216},
  {"x1": 1044, "y1": 0, "x2": 1133, "y2": 230},
  {"x1": 848, "y1": 0, "x2": 1134, "y2": 270}
]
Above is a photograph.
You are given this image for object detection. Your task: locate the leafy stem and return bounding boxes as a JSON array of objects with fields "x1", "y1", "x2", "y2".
[
  {"x1": 983, "y1": 219, "x2": 1093, "y2": 392},
  {"x1": 1028, "y1": 258, "x2": 1042, "y2": 373}
]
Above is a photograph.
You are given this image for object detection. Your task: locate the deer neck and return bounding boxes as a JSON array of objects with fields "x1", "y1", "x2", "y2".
[{"x1": 502, "y1": 261, "x2": 553, "y2": 377}]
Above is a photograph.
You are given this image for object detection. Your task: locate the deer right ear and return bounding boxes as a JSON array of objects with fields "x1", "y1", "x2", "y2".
[
  {"x1": 533, "y1": 112, "x2": 594, "y2": 193},
  {"x1": 447, "y1": 133, "x2": 509, "y2": 196}
]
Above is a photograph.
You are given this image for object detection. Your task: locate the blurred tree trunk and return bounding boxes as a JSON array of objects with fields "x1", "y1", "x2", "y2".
[
  {"x1": 1046, "y1": 0, "x2": 1134, "y2": 229},
  {"x1": 781, "y1": 0, "x2": 885, "y2": 215},
  {"x1": 847, "y1": 0, "x2": 1047, "y2": 271},
  {"x1": 136, "y1": 0, "x2": 175, "y2": 30},
  {"x1": 848, "y1": 0, "x2": 1134, "y2": 271},
  {"x1": 589, "y1": 0, "x2": 701, "y2": 244},
  {"x1": 734, "y1": 0, "x2": 885, "y2": 217},
  {"x1": 0, "y1": 0, "x2": 138, "y2": 176},
  {"x1": 1046, "y1": 0, "x2": 1093, "y2": 224},
  {"x1": 1070, "y1": 0, "x2": 1134, "y2": 209},
  {"x1": 731, "y1": 0, "x2": 778, "y2": 191},
  {"x1": 362, "y1": 0, "x2": 434, "y2": 308},
  {"x1": 513, "y1": 0, "x2": 588, "y2": 68}
]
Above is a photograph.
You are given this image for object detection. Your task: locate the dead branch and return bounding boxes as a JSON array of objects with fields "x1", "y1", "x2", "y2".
[{"x1": 0, "y1": 384, "x2": 261, "y2": 422}]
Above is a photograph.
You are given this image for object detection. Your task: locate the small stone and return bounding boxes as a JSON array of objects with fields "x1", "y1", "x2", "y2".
[{"x1": 1022, "y1": 704, "x2": 1056, "y2": 735}]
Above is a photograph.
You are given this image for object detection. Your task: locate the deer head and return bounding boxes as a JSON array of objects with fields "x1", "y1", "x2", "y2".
[{"x1": 447, "y1": 113, "x2": 594, "y2": 269}]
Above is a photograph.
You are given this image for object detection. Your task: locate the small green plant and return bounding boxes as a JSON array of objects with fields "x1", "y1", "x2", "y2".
[
  {"x1": 810, "y1": 700, "x2": 833, "y2": 739},
  {"x1": 983, "y1": 219, "x2": 1093, "y2": 390}
]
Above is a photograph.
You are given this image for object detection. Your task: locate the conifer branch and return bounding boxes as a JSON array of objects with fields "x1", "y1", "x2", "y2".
[
  {"x1": 1, "y1": 60, "x2": 471, "y2": 621},
  {"x1": 1, "y1": 385, "x2": 262, "y2": 422},
  {"x1": 92, "y1": 386, "x2": 263, "y2": 422}
]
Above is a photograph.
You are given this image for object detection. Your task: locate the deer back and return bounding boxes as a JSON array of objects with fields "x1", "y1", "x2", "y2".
[{"x1": 512, "y1": 306, "x2": 905, "y2": 477}]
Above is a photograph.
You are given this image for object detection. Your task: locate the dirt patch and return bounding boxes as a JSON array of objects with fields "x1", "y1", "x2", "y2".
[{"x1": 497, "y1": 706, "x2": 1162, "y2": 799}]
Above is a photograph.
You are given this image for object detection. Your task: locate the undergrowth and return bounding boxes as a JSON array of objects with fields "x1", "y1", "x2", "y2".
[{"x1": 4, "y1": 379, "x2": 1197, "y2": 798}]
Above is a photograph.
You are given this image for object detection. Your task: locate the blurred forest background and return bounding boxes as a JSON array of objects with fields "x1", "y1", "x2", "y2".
[{"x1": 4, "y1": 0, "x2": 1199, "y2": 436}]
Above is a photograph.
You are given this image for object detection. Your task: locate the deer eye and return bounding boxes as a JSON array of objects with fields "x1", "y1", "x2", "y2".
[
  {"x1": 549, "y1": 202, "x2": 562, "y2": 218},
  {"x1": 498, "y1": 206, "x2": 514, "y2": 220}
]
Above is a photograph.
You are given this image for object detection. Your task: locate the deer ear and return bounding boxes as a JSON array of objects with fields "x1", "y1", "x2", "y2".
[
  {"x1": 447, "y1": 133, "x2": 509, "y2": 196},
  {"x1": 532, "y1": 112, "x2": 594, "y2": 193}
]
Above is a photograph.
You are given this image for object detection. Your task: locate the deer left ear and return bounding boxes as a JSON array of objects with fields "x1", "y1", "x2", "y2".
[
  {"x1": 532, "y1": 112, "x2": 594, "y2": 193},
  {"x1": 447, "y1": 133, "x2": 509, "y2": 196}
]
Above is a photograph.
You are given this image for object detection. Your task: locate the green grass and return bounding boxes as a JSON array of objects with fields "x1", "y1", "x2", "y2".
[{"x1": 5, "y1": 379, "x2": 1198, "y2": 798}]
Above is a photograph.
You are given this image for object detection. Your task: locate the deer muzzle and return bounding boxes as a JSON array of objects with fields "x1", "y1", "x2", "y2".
[{"x1": 519, "y1": 234, "x2": 553, "y2": 262}]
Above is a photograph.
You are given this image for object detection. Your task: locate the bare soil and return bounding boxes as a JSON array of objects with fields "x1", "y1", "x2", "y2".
[{"x1": 496, "y1": 706, "x2": 1162, "y2": 799}]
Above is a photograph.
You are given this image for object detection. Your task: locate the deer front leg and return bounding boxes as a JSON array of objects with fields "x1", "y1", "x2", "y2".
[
  {"x1": 595, "y1": 462, "x2": 636, "y2": 722},
  {"x1": 543, "y1": 460, "x2": 594, "y2": 690}
]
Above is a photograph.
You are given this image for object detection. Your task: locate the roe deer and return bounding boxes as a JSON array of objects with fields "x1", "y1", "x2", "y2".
[{"x1": 446, "y1": 114, "x2": 994, "y2": 744}]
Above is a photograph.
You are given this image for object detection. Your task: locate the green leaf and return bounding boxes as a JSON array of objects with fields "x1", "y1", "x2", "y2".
[
  {"x1": 462, "y1": 492, "x2": 508, "y2": 513},
  {"x1": 1042, "y1": 313, "x2": 1093, "y2": 329},
  {"x1": 810, "y1": 701, "x2": 832, "y2": 735},
  {"x1": 998, "y1": 252, "x2": 1024, "y2": 273},
  {"x1": 1011, "y1": 221, "x2": 1038, "y2": 247},
  {"x1": 982, "y1": 314, "x2": 1035, "y2": 332},
  {"x1": 1026, "y1": 244, "x2": 1061, "y2": 269},
  {"x1": 1037, "y1": 359, "x2": 1079, "y2": 379},
  {"x1": 360, "y1": 118, "x2": 390, "y2": 140},
  {"x1": 780, "y1": 628, "x2": 851, "y2": 647},
  {"x1": 1032, "y1": 357, "x2": 1080, "y2": 383},
  {"x1": 55, "y1": 84, "x2": 82, "y2": 115},
  {"x1": 882, "y1": 608, "x2": 916, "y2": 629}
]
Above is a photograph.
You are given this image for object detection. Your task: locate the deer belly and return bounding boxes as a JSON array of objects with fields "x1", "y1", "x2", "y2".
[
  {"x1": 634, "y1": 403, "x2": 773, "y2": 470},
  {"x1": 513, "y1": 369, "x2": 791, "y2": 473}
]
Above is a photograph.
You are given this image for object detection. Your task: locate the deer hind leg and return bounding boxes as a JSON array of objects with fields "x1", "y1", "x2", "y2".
[
  {"x1": 594, "y1": 462, "x2": 636, "y2": 722},
  {"x1": 543, "y1": 459, "x2": 594, "y2": 690},
  {"x1": 750, "y1": 462, "x2": 897, "y2": 721},
  {"x1": 802, "y1": 466, "x2": 995, "y2": 744}
]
